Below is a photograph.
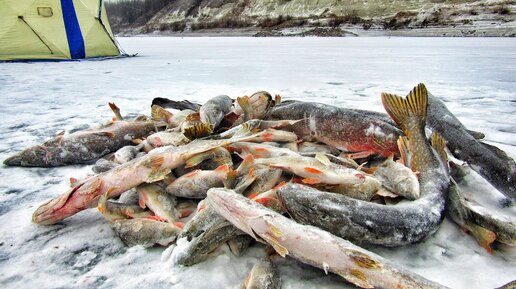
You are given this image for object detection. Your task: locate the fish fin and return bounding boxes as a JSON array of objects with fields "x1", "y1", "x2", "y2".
[
  {"x1": 237, "y1": 96, "x2": 252, "y2": 121},
  {"x1": 185, "y1": 112, "x2": 201, "y2": 122},
  {"x1": 315, "y1": 152, "x2": 331, "y2": 166},
  {"x1": 237, "y1": 154, "x2": 255, "y2": 175},
  {"x1": 138, "y1": 191, "x2": 147, "y2": 209},
  {"x1": 184, "y1": 170, "x2": 200, "y2": 178},
  {"x1": 360, "y1": 166, "x2": 378, "y2": 175},
  {"x1": 397, "y1": 136, "x2": 410, "y2": 167},
  {"x1": 335, "y1": 269, "x2": 374, "y2": 289},
  {"x1": 108, "y1": 102, "x2": 123, "y2": 121},
  {"x1": 97, "y1": 131, "x2": 116, "y2": 138},
  {"x1": 143, "y1": 155, "x2": 171, "y2": 183},
  {"x1": 185, "y1": 149, "x2": 213, "y2": 168},
  {"x1": 183, "y1": 123, "x2": 213, "y2": 140},
  {"x1": 431, "y1": 131, "x2": 449, "y2": 172},
  {"x1": 302, "y1": 178, "x2": 321, "y2": 184},
  {"x1": 78, "y1": 178, "x2": 103, "y2": 196},
  {"x1": 381, "y1": 83, "x2": 428, "y2": 135},
  {"x1": 349, "y1": 250, "x2": 383, "y2": 269},
  {"x1": 174, "y1": 222, "x2": 184, "y2": 229},
  {"x1": 214, "y1": 164, "x2": 230, "y2": 173},
  {"x1": 151, "y1": 105, "x2": 172, "y2": 123},
  {"x1": 466, "y1": 129, "x2": 485, "y2": 140},
  {"x1": 304, "y1": 167, "x2": 323, "y2": 174},
  {"x1": 274, "y1": 94, "x2": 282, "y2": 105},
  {"x1": 224, "y1": 170, "x2": 238, "y2": 189},
  {"x1": 345, "y1": 151, "x2": 376, "y2": 160},
  {"x1": 466, "y1": 222, "x2": 496, "y2": 254},
  {"x1": 222, "y1": 112, "x2": 240, "y2": 127},
  {"x1": 262, "y1": 233, "x2": 288, "y2": 257},
  {"x1": 69, "y1": 177, "x2": 79, "y2": 187},
  {"x1": 97, "y1": 192, "x2": 110, "y2": 214}
]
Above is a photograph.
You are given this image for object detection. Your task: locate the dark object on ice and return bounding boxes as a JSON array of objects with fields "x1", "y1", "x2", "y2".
[
  {"x1": 151, "y1": 97, "x2": 201, "y2": 111},
  {"x1": 4, "y1": 120, "x2": 154, "y2": 167},
  {"x1": 426, "y1": 92, "x2": 516, "y2": 202}
]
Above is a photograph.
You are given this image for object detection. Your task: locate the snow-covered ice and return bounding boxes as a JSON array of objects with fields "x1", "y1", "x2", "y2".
[{"x1": 0, "y1": 37, "x2": 515, "y2": 288}]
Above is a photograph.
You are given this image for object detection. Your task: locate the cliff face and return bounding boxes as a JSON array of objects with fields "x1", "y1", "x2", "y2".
[{"x1": 108, "y1": 0, "x2": 516, "y2": 36}]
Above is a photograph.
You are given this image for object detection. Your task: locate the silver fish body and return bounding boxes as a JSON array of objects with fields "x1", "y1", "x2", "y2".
[{"x1": 243, "y1": 259, "x2": 281, "y2": 289}]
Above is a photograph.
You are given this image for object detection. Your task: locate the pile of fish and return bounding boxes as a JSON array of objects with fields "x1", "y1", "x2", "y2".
[{"x1": 4, "y1": 84, "x2": 516, "y2": 289}]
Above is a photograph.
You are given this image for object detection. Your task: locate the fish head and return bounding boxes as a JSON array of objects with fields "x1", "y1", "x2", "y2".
[
  {"x1": 4, "y1": 145, "x2": 50, "y2": 166},
  {"x1": 32, "y1": 189, "x2": 74, "y2": 225},
  {"x1": 207, "y1": 188, "x2": 266, "y2": 239},
  {"x1": 248, "y1": 91, "x2": 273, "y2": 119}
]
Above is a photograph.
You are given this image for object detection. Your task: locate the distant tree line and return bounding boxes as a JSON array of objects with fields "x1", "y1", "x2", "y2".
[{"x1": 105, "y1": 0, "x2": 171, "y2": 31}]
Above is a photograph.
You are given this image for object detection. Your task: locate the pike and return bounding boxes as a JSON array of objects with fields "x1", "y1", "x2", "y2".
[
  {"x1": 4, "y1": 120, "x2": 155, "y2": 167},
  {"x1": 32, "y1": 134, "x2": 258, "y2": 225},
  {"x1": 265, "y1": 101, "x2": 402, "y2": 158},
  {"x1": 448, "y1": 163, "x2": 516, "y2": 249},
  {"x1": 426, "y1": 90, "x2": 516, "y2": 202},
  {"x1": 208, "y1": 188, "x2": 448, "y2": 289},
  {"x1": 277, "y1": 84, "x2": 449, "y2": 246}
]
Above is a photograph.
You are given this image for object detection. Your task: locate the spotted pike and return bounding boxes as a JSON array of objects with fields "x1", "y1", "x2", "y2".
[
  {"x1": 208, "y1": 188, "x2": 448, "y2": 289},
  {"x1": 4, "y1": 120, "x2": 155, "y2": 167},
  {"x1": 265, "y1": 101, "x2": 402, "y2": 158},
  {"x1": 426, "y1": 90, "x2": 516, "y2": 202},
  {"x1": 277, "y1": 84, "x2": 449, "y2": 246},
  {"x1": 243, "y1": 259, "x2": 281, "y2": 289},
  {"x1": 110, "y1": 218, "x2": 182, "y2": 247},
  {"x1": 32, "y1": 135, "x2": 256, "y2": 225}
]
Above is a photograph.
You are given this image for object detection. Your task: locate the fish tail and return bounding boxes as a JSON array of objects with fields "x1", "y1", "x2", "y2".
[
  {"x1": 466, "y1": 222, "x2": 497, "y2": 254},
  {"x1": 381, "y1": 83, "x2": 428, "y2": 136},
  {"x1": 237, "y1": 96, "x2": 252, "y2": 121},
  {"x1": 183, "y1": 123, "x2": 214, "y2": 140}
]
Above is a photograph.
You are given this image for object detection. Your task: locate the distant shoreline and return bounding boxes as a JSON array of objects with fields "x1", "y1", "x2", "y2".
[{"x1": 116, "y1": 25, "x2": 516, "y2": 37}]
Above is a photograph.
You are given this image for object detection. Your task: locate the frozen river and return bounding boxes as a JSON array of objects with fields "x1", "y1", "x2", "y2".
[{"x1": 0, "y1": 37, "x2": 515, "y2": 288}]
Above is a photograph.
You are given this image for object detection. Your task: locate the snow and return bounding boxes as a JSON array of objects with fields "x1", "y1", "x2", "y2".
[{"x1": 0, "y1": 37, "x2": 515, "y2": 289}]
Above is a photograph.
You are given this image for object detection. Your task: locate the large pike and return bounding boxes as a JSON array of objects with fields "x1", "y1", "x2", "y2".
[
  {"x1": 277, "y1": 84, "x2": 449, "y2": 246},
  {"x1": 426, "y1": 91, "x2": 516, "y2": 202},
  {"x1": 208, "y1": 188, "x2": 448, "y2": 289},
  {"x1": 4, "y1": 120, "x2": 155, "y2": 167},
  {"x1": 32, "y1": 136, "x2": 254, "y2": 225},
  {"x1": 265, "y1": 101, "x2": 402, "y2": 158}
]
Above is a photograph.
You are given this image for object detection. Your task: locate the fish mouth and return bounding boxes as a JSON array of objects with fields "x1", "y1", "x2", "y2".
[
  {"x1": 32, "y1": 187, "x2": 75, "y2": 225},
  {"x1": 3, "y1": 155, "x2": 22, "y2": 166}
]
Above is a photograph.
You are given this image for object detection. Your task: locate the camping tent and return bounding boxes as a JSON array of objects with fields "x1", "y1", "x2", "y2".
[{"x1": 0, "y1": 0, "x2": 120, "y2": 60}]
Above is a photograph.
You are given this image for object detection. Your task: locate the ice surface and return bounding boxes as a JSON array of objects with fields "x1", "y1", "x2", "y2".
[{"x1": 0, "y1": 37, "x2": 515, "y2": 289}]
